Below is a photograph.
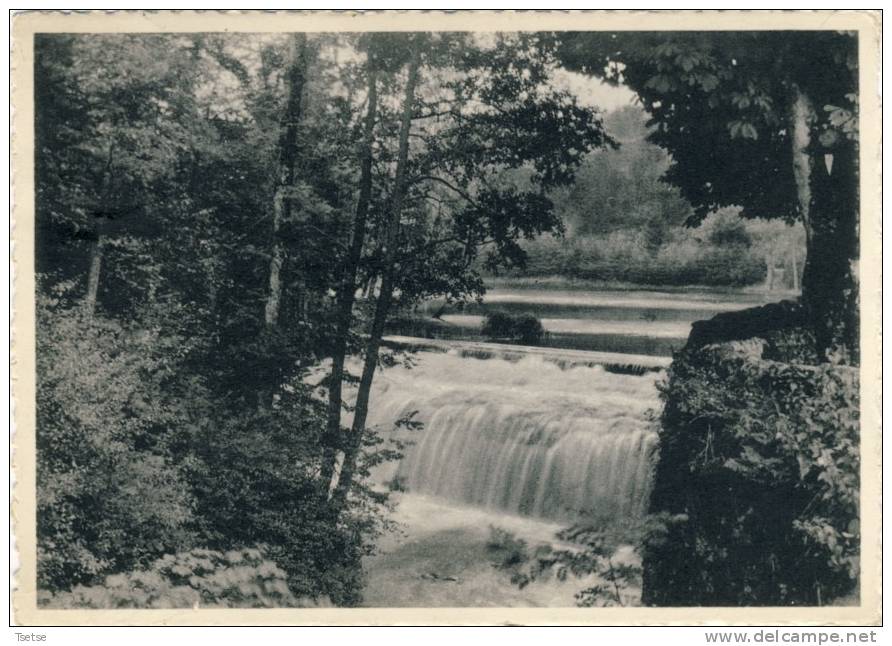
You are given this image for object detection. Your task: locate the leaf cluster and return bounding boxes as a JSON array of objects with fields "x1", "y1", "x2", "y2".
[{"x1": 39, "y1": 547, "x2": 304, "y2": 609}]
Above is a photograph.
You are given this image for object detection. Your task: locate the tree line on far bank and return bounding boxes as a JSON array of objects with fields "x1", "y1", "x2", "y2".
[{"x1": 497, "y1": 106, "x2": 807, "y2": 291}]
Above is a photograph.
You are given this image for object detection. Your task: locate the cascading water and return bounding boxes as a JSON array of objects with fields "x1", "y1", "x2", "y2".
[{"x1": 367, "y1": 350, "x2": 661, "y2": 523}]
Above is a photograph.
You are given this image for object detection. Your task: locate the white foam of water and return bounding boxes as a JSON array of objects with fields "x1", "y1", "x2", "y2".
[{"x1": 366, "y1": 351, "x2": 661, "y2": 522}]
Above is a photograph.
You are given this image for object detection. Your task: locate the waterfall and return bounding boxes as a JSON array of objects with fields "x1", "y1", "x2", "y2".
[{"x1": 366, "y1": 350, "x2": 661, "y2": 523}]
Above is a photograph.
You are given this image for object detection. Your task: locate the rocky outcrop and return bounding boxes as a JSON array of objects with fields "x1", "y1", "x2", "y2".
[{"x1": 641, "y1": 302, "x2": 859, "y2": 606}]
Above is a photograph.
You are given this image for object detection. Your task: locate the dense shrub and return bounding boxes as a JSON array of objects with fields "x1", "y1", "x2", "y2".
[
  {"x1": 512, "y1": 314, "x2": 546, "y2": 344},
  {"x1": 510, "y1": 231, "x2": 766, "y2": 288},
  {"x1": 642, "y1": 332, "x2": 859, "y2": 606},
  {"x1": 36, "y1": 290, "x2": 390, "y2": 607},
  {"x1": 708, "y1": 214, "x2": 752, "y2": 248},
  {"x1": 183, "y1": 404, "x2": 364, "y2": 606},
  {"x1": 480, "y1": 311, "x2": 517, "y2": 339},
  {"x1": 36, "y1": 296, "x2": 198, "y2": 591},
  {"x1": 481, "y1": 311, "x2": 545, "y2": 344},
  {"x1": 39, "y1": 548, "x2": 305, "y2": 608}
]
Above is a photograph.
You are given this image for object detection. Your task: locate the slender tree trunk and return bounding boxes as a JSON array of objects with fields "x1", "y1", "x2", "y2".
[
  {"x1": 265, "y1": 33, "x2": 308, "y2": 327},
  {"x1": 264, "y1": 193, "x2": 285, "y2": 325},
  {"x1": 83, "y1": 143, "x2": 115, "y2": 319},
  {"x1": 84, "y1": 233, "x2": 105, "y2": 318},
  {"x1": 319, "y1": 64, "x2": 379, "y2": 491},
  {"x1": 364, "y1": 276, "x2": 376, "y2": 298},
  {"x1": 789, "y1": 87, "x2": 859, "y2": 363},
  {"x1": 765, "y1": 253, "x2": 775, "y2": 292},
  {"x1": 330, "y1": 45, "x2": 421, "y2": 509}
]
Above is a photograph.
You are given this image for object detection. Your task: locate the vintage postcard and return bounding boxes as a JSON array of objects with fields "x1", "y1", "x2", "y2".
[{"x1": 10, "y1": 10, "x2": 882, "y2": 626}]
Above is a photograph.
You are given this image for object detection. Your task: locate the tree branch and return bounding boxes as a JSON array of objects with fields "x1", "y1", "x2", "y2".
[{"x1": 409, "y1": 174, "x2": 478, "y2": 208}]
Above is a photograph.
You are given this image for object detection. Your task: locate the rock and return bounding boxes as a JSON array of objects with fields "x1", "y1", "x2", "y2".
[
  {"x1": 686, "y1": 300, "x2": 807, "y2": 350},
  {"x1": 420, "y1": 571, "x2": 460, "y2": 583}
]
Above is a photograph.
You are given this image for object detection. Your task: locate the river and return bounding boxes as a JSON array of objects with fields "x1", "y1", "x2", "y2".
[
  {"x1": 409, "y1": 286, "x2": 772, "y2": 356},
  {"x1": 360, "y1": 287, "x2": 767, "y2": 606}
]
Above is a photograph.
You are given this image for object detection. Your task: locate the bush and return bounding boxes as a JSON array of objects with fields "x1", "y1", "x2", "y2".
[
  {"x1": 36, "y1": 289, "x2": 390, "y2": 607},
  {"x1": 707, "y1": 211, "x2": 753, "y2": 248},
  {"x1": 182, "y1": 392, "x2": 381, "y2": 607},
  {"x1": 513, "y1": 314, "x2": 546, "y2": 344},
  {"x1": 489, "y1": 524, "x2": 647, "y2": 607},
  {"x1": 642, "y1": 329, "x2": 859, "y2": 606},
  {"x1": 39, "y1": 547, "x2": 305, "y2": 609},
  {"x1": 486, "y1": 526, "x2": 530, "y2": 569},
  {"x1": 480, "y1": 311, "x2": 516, "y2": 339},
  {"x1": 36, "y1": 297, "x2": 197, "y2": 592},
  {"x1": 481, "y1": 312, "x2": 545, "y2": 345},
  {"x1": 502, "y1": 228, "x2": 768, "y2": 288}
]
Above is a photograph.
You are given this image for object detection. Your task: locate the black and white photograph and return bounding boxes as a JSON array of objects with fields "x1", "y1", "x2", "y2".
[{"x1": 10, "y1": 10, "x2": 882, "y2": 627}]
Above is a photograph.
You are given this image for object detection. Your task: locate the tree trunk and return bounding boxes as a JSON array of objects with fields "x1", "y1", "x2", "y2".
[
  {"x1": 330, "y1": 45, "x2": 421, "y2": 509},
  {"x1": 265, "y1": 33, "x2": 308, "y2": 327},
  {"x1": 364, "y1": 276, "x2": 377, "y2": 298},
  {"x1": 84, "y1": 233, "x2": 105, "y2": 318},
  {"x1": 803, "y1": 135, "x2": 859, "y2": 363},
  {"x1": 264, "y1": 193, "x2": 285, "y2": 325},
  {"x1": 319, "y1": 63, "x2": 379, "y2": 492},
  {"x1": 83, "y1": 143, "x2": 115, "y2": 319},
  {"x1": 765, "y1": 252, "x2": 775, "y2": 291},
  {"x1": 789, "y1": 89, "x2": 814, "y2": 249},
  {"x1": 789, "y1": 87, "x2": 859, "y2": 364}
]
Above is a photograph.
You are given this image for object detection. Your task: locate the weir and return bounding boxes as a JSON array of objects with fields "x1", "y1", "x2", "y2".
[{"x1": 367, "y1": 349, "x2": 661, "y2": 523}]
